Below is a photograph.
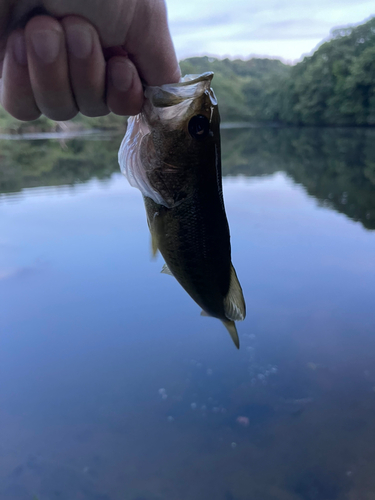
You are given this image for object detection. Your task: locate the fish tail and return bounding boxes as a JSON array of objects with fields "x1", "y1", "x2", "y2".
[{"x1": 223, "y1": 264, "x2": 246, "y2": 322}]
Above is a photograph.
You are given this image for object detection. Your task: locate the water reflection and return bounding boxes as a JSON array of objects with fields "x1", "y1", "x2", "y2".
[
  {"x1": 221, "y1": 127, "x2": 375, "y2": 230},
  {"x1": 1, "y1": 129, "x2": 375, "y2": 500},
  {"x1": 0, "y1": 137, "x2": 119, "y2": 195},
  {"x1": 1, "y1": 127, "x2": 375, "y2": 231}
]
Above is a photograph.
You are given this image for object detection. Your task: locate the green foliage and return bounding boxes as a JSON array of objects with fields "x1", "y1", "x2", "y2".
[
  {"x1": 180, "y1": 17, "x2": 375, "y2": 125},
  {"x1": 183, "y1": 17, "x2": 375, "y2": 125},
  {"x1": 180, "y1": 56, "x2": 291, "y2": 122},
  {"x1": 282, "y1": 16, "x2": 375, "y2": 125}
]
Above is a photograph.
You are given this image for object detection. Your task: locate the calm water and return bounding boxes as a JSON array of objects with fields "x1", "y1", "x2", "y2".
[{"x1": 1, "y1": 128, "x2": 375, "y2": 500}]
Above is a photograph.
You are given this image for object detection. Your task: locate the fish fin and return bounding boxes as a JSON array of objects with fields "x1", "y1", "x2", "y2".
[
  {"x1": 223, "y1": 264, "x2": 246, "y2": 321},
  {"x1": 201, "y1": 311, "x2": 240, "y2": 349},
  {"x1": 147, "y1": 210, "x2": 161, "y2": 259},
  {"x1": 222, "y1": 320, "x2": 240, "y2": 349},
  {"x1": 161, "y1": 263, "x2": 173, "y2": 276},
  {"x1": 147, "y1": 221, "x2": 159, "y2": 258},
  {"x1": 151, "y1": 233, "x2": 158, "y2": 258}
]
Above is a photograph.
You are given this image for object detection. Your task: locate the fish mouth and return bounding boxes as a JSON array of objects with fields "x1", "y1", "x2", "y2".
[
  {"x1": 143, "y1": 72, "x2": 218, "y2": 126},
  {"x1": 145, "y1": 72, "x2": 215, "y2": 108}
]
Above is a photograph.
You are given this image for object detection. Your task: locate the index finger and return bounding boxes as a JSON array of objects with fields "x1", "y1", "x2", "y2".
[{"x1": 125, "y1": 0, "x2": 180, "y2": 86}]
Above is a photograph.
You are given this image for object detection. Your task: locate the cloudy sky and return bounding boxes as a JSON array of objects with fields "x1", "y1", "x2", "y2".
[{"x1": 167, "y1": 0, "x2": 374, "y2": 63}]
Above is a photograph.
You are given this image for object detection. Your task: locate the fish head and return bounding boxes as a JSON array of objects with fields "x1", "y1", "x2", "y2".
[
  {"x1": 142, "y1": 72, "x2": 220, "y2": 170},
  {"x1": 119, "y1": 72, "x2": 221, "y2": 207}
]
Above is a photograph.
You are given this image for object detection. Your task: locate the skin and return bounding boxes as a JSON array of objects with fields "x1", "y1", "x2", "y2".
[{"x1": 0, "y1": 0, "x2": 181, "y2": 121}]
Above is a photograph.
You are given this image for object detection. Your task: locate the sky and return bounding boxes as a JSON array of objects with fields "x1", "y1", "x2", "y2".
[{"x1": 167, "y1": 0, "x2": 375, "y2": 63}]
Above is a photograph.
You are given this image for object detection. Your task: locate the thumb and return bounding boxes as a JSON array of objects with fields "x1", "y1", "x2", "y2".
[{"x1": 125, "y1": 0, "x2": 180, "y2": 86}]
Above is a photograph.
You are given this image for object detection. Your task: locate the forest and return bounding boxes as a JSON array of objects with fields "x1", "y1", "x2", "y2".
[
  {"x1": 0, "y1": 16, "x2": 374, "y2": 130},
  {"x1": 180, "y1": 16, "x2": 375, "y2": 126}
]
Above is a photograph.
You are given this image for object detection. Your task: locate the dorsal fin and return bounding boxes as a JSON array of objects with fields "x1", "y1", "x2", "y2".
[
  {"x1": 223, "y1": 264, "x2": 246, "y2": 321},
  {"x1": 222, "y1": 320, "x2": 240, "y2": 349}
]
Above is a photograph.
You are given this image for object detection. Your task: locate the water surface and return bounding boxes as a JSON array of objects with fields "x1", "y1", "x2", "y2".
[{"x1": 1, "y1": 128, "x2": 375, "y2": 500}]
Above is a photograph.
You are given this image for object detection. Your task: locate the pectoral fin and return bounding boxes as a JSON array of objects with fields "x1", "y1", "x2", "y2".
[
  {"x1": 147, "y1": 210, "x2": 162, "y2": 259},
  {"x1": 150, "y1": 230, "x2": 159, "y2": 258},
  {"x1": 222, "y1": 320, "x2": 240, "y2": 349},
  {"x1": 223, "y1": 264, "x2": 246, "y2": 322},
  {"x1": 161, "y1": 263, "x2": 173, "y2": 276}
]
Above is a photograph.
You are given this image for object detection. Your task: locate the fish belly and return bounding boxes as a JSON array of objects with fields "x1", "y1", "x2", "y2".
[{"x1": 144, "y1": 194, "x2": 232, "y2": 320}]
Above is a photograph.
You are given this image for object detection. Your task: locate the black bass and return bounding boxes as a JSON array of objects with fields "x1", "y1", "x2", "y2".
[{"x1": 118, "y1": 72, "x2": 246, "y2": 348}]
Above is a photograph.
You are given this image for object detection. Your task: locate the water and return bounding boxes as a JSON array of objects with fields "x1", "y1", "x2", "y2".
[{"x1": 1, "y1": 127, "x2": 375, "y2": 500}]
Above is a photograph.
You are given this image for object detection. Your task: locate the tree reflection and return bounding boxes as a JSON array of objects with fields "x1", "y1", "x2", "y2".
[
  {"x1": 221, "y1": 127, "x2": 375, "y2": 230},
  {"x1": 1, "y1": 127, "x2": 375, "y2": 230},
  {"x1": 0, "y1": 137, "x2": 120, "y2": 194}
]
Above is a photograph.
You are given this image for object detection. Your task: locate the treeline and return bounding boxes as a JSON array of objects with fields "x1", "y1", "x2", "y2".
[
  {"x1": 180, "y1": 56, "x2": 289, "y2": 122},
  {"x1": 181, "y1": 16, "x2": 375, "y2": 126}
]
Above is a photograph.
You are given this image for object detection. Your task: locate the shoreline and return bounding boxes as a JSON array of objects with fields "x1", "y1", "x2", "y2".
[{"x1": 1, "y1": 123, "x2": 375, "y2": 141}]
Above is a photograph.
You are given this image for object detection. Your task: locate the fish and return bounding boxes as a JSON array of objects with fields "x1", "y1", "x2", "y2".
[{"x1": 118, "y1": 72, "x2": 246, "y2": 348}]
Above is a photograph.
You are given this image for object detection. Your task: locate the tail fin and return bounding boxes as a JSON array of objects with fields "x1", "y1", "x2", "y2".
[{"x1": 223, "y1": 265, "x2": 246, "y2": 322}]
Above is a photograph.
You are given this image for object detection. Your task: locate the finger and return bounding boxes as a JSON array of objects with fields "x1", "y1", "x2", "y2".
[
  {"x1": 24, "y1": 15, "x2": 78, "y2": 121},
  {"x1": 1, "y1": 29, "x2": 41, "y2": 121},
  {"x1": 106, "y1": 56, "x2": 143, "y2": 116},
  {"x1": 126, "y1": 0, "x2": 181, "y2": 86},
  {"x1": 61, "y1": 16, "x2": 108, "y2": 117}
]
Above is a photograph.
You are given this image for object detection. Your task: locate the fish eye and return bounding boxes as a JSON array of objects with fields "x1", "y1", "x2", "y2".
[{"x1": 188, "y1": 115, "x2": 210, "y2": 141}]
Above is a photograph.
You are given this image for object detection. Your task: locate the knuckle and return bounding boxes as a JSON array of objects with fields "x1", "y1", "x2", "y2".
[
  {"x1": 2, "y1": 98, "x2": 40, "y2": 121},
  {"x1": 44, "y1": 108, "x2": 78, "y2": 121},
  {"x1": 25, "y1": 14, "x2": 62, "y2": 33},
  {"x1": 7, "y1": 107, "x2": 41, "y2": 121},
  {"x1": 107, "y1": 101, "x2": 133, "y2": 116},
  {"x1": 82, "y1": 107, "x2": 109, "y2": 118}
]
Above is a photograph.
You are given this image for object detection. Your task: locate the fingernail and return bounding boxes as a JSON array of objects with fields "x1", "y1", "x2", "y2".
[
  {"x1": 66, "y1": 25, "x2": 92, "y2": 59},
  {"x1": 30, "y1": 29, "x2": 60, "y2": 64},
  {"x1": 12, "y1": 32, "x2": 27, "y2": 66},
  {"x1": 110, "y1": 60, "x2": 133, "y2": 92}
]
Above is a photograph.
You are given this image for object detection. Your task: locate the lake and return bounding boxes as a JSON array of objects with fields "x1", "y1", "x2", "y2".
[{"x1": 1, "y1": 127, "x2": 375, "y2": 500}]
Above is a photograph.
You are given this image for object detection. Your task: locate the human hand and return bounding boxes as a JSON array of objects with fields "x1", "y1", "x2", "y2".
[{"x1": 0, "y1": 0, "x2": 180, "y2": 121}]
